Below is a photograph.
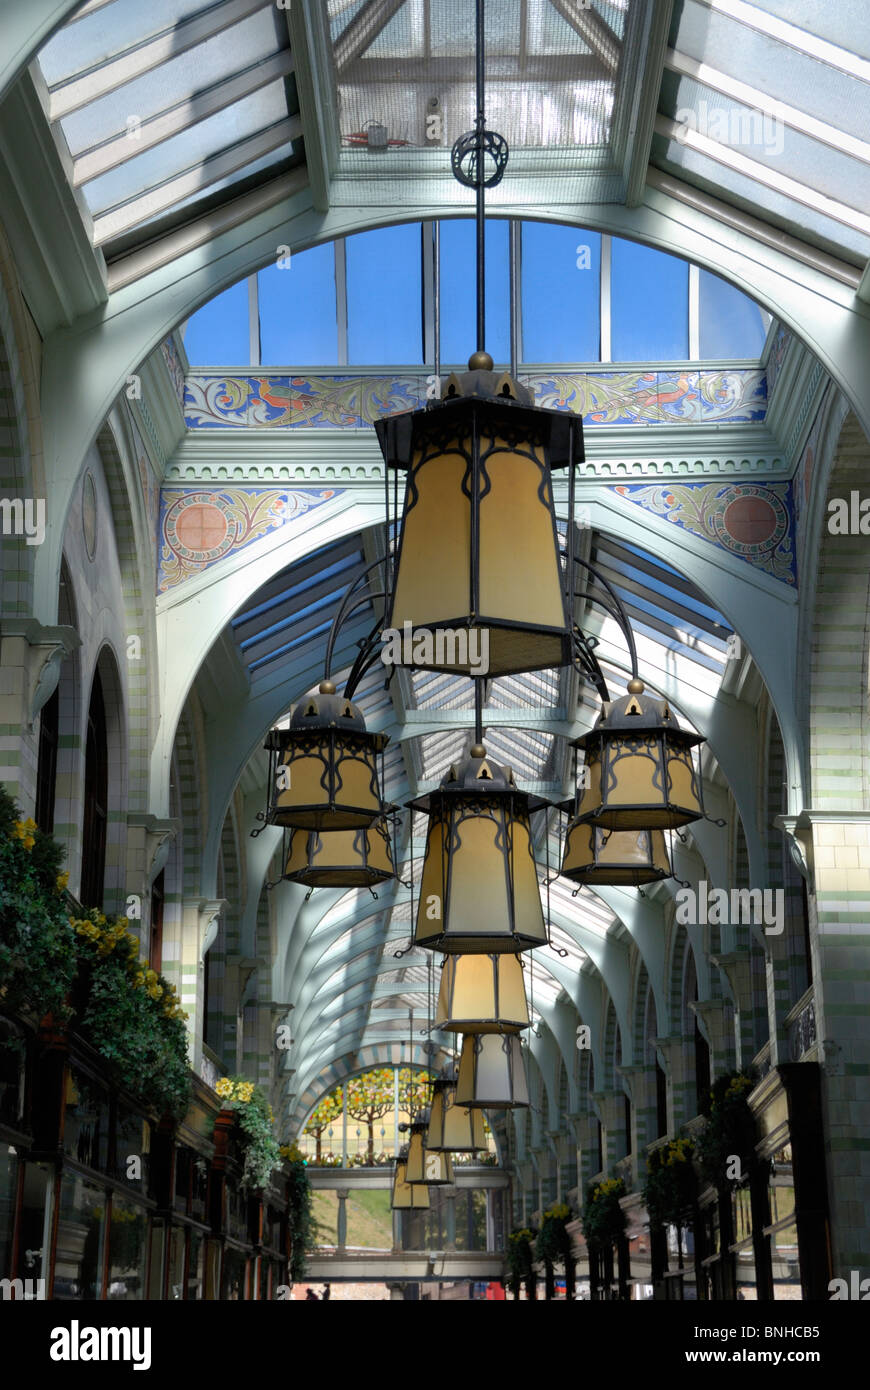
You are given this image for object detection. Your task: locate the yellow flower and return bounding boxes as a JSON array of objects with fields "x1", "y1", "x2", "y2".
[
  {"x1": 215, "y1": 1077, "x2": 234, "y2": 1099},
  {"x1": 56, "y1": 872, "x2": 70, "y2": 892},
  {"x1": 235, "y1": 1081, "x2": 255, "y2": 1103}
]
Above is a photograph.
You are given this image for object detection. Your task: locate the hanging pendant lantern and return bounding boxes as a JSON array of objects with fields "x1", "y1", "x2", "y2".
[
  {"x1": 455, "y1": 1032, "x2": 529, "y2": 1109},
  {"x1": 376, "y1": 365, "x2": 583, "y2": 680},
  {"x1": 436, "y1": 953, "x2": 530, "y2": 1033},
  {"x1": 282, "y1": 816, "x2": 395, "y2": 888},
  {"x1": 264, "y1": 681, "x2": 388, "y2": 830},
  {"x1": 561, "y1": 820, "x2": 672, "y2": 888},
  {"x1": 404, "y1": 1113, "x2": 429, "y2": 1183},
  {"x1": 391, "y1": 1146, "x2": 430, "y2": 1209},
  {"x1": 427, "y1": 1068, "x2": 488, "y2": 1152},
  {"x1": 572, "y1": 680, "x2": 705, "y2": 831},
  {"x1": 410, "y1": 744, "x2": 548, "y2": 954}
]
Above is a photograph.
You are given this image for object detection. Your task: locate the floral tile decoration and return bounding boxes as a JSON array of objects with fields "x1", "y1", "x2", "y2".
[
  {"x1": 183, "y1": 368, "x2": 766, "y2": 429},
  {"x1": 158, "y1": 487, "x2": 341, "y2": 592},
  {"x1": 613, "y1": 481, "x2": 795, "y2": 585}
]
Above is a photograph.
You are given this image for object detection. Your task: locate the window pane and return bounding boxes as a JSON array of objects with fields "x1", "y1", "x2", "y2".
[
  {"x1": 107, "y1": 1195, "x2": 148, "y2": 1300},
  {"x1": 56, "y1": 1174, "x2": 106, "y2": 1299},
  {"x1": 347, "y1": 224, "x2": 423, "y2": 364},
  {"x1": 183, "y1": 279, "x2": 249, "y2": 365},
  {"x1": 699, "y1": 270, "x2": 767, "y2": 359},
  {"x1": 611, "y1": 239, "x2": 689, "y2": 361},
  {"x1": 440, "y1": 219, "x2": 510, "y2": 366},
  {"x1": 521, "y1": 222, "x2": 600, "y2": 362},
  {"x1": 259, "y1": 244, "x2": 338, "y2": 365}
]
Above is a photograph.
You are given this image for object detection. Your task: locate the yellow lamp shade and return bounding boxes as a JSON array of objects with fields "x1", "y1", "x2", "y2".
[
  {"x1": 283, "y1": 819, "x2": 395, "y2": 888},
  {"x1": 427, "y1": 1076, "x2": 488, "y2": 1152},
  {"x1": 436, "y1": 953, "x2": 530, "y2": 1033},
  {"x1": 411, "y1": 748, "x2": 548, "y2": 954},
  {"x1": 561, "y1": 822, "x2": 672, "y2": 887},
  {"x1": 455, "y1": 1032, "x2": 529, "y2": 1109},
  {"x1": 266, "y1": 683, "x2": 388, "y2": 830},
  {"x1": 375, "y1": 372, "x2": 583, "y2": 679},
  {"x1": 391, "y1": 1150, "x2": 430, "y2": 1209},
  {"x1": 573, "y1": 685, "x2": 704, "y2": 831},
  {"x1": 404, "y1": 1124, "x2": 428, "y2": 1184},
  {"x1": 421, "y1": 1148, "x2": 455, "y2": 1185}
]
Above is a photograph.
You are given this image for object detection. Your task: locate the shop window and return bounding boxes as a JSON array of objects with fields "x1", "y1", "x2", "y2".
[
  {"x1": 0, "y1": 1142, "x2": 20, "y2": 1280},
  {"x1": 221, "y1": 1245, "x2": 249, "y2": 1300},
  {"x1": 167, "y1": 1225, "x2": 186, "y2": 1301},
  {"x1": 188, "y1": 1229, "x2": 205, "y2": 1300},
  {"x1": 56, "y1": 1174, "x2": 106, "y2": 1299},
  {"x1": 63, "y1": 1068, "x2": 109, "y2": 1171},
  {"x1": 17, "y1": 1162, "x2": 51, "y2": 1290},
  {"x1": 81, "y1": 669, "x2": 108, "y2": 910},
  {"x1": 35, "y1": 685, "x2": 59, "y2": 834},
  {"x1": 106, "y1": 1194, "x2": 148, "y2": 1300}
]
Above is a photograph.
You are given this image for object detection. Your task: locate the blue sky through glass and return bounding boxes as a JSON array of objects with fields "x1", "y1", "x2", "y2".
[
  {"x1": 259, "y1": 244, "x2": 338, "y2": 364},
  {"x1": 611, "y1": 239, "x2": 689, "y2": 361},
  {"x1": 439, "y1": 219, "x2": 509, "y2": 365},
  {"x1": 699, "y1": 269, "x2": 766, "y2": 359},
  {"x1": 182, "y1": 276, "x2": 248, "y2": 364},
  {"x1": 521, "y1": 222, "x2": 600, "y2": 362},
  {"x1": 183, "y1": 221, "x2": 766, "y2": 369},
  {"x1": 347, "y1": 224, "x2": 423, "y2": 364}
]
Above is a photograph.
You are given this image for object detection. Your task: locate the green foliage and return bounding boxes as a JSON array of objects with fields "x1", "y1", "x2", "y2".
[
  {"x1": 0, "y1": 785, "x2": 192, "y2": 1122},
  {"x1": 696, "y1": 1070, "x2": 764, "y2": 1190},
  {"x1": 217, "y1": 1077, "x2": 281, "y2": 1193},
  {"x1": 506, "y1": 1226, "x2": 536, "y2": 1294},
  {"x1": 71, "y1": 909, "x2": 191, "y2": 1121},
  {"x1": 279, "y1": 1147, "x2": 314, "y2": 1280},
  {"x1": 535, "y1": 1203, "x2": 574, "y2": 1266},
  {"x1": 581, "y1": 1177, "x2": 626, "y2": 1248},
  {"x1": 642, "y1": 1138, "x2": 698, "y2": 1229},
  {"x1": 0, "y1": 786, "x2": 76, "y2": 1023}
]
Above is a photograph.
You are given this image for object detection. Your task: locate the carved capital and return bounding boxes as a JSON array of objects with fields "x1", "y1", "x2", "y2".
[
  {"x1": 0, "y1": 619, "x2": 80, "y2": 731},
  {"x1": 198, "y1": 898, "x2": 228, "y2": 967}
]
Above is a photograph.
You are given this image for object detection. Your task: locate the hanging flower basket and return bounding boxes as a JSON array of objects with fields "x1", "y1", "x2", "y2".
[
  {"x1": 696, "y1": 1071, "x2": 766, "y2": 1190},
  {"x1": 643, "y1": 1138, "x2": 698, "y2": 1229},
  {"x1": 582, "y1": 1177, "x2": 626, "y2": 1247}
]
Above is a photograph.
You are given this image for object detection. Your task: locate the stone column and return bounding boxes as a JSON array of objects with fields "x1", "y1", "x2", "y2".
[
  {"x1": 690, "y1": 998, "x2": 734, "y2": 1079},
  {"x1": 336, "y1": 1190, "x2": 348, "y2": 1252},
  {"x1": 0, "y1": 620, "x2": 78, "y2": 811},
  {"x1": 444, "y1": 1191, "x2": 457, "y2": 1250},
  {"x1": 653, "y1": 1036, "x2": 692, "y2": 1134},
  {"x1": 710, "y1": 951, "x2": 754, "y2": 1068}
]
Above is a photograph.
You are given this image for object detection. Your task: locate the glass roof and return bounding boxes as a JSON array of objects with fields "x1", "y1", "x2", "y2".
[
  {"x1": 36, "y1": 0, "x2": 300, "y2": 255},
  {"x1": 655, "y1": 0, "x2": 870, "y2": 263},
  {"x1": 326, "y1": 0, "x2": 629, "y2": 168}
]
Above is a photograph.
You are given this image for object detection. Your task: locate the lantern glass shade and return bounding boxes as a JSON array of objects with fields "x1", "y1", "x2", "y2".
[
  {"x1": 455, "y1": 1032, "x2": 529, "y2": 1109},
  {"x1": 561, "y1": 822, "x2": 672, "y2": 887},
  {"x1": 375, "y1": 385, "x2": 583, "y2": 678},
  {"x1": 391, "y1": 1153, "x2": 430, "y2": 1209},
  {"x1": 573, "y1": 690, "x2": 704, "y2": 831},
  {"x1": 412, "y1": 752, "x2": 548, "y2": 954},
  {"x1": 421, "y1": 1148, "x2": 455, "y2": 1185},
  {"x1": 404, "y1": 1126, "x2": 428, "y2": 1184},
  {"x1": 266, "y1": 687, "x2": 388, "y2": 830},
  {"x1": 282, "y1": 819, "x2": 395, "y2": 888},
  {"x1": 436, "y1": 953, "x2": 530, "y2": 1033},
  {"x1": 427, "y1": 1080, "x2": 488, "y2": 1152}
]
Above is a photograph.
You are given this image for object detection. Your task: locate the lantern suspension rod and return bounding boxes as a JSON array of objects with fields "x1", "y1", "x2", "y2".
[{"x1": 475, "y1": 0, "x2": 486, "y2": 353}]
